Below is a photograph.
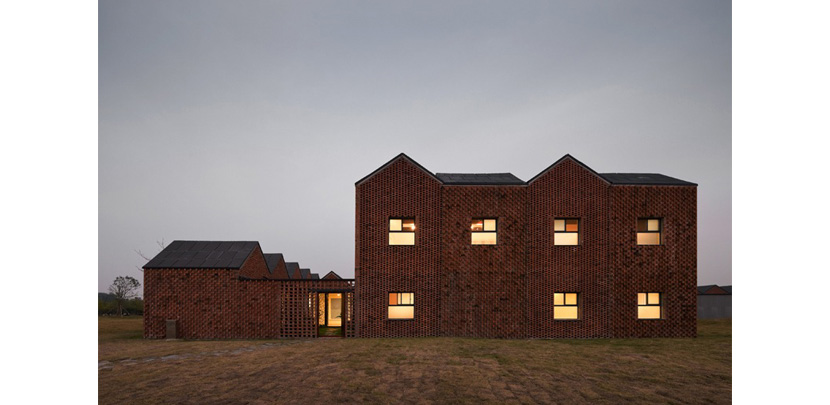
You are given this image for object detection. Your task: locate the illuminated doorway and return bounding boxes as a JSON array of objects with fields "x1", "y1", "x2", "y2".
[{"x1": 317, "y1": 292, "x2": 343, "y2": 337}]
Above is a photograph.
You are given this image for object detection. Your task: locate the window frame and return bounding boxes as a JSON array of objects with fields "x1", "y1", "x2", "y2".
[
  {"x1": 388, "y1": 217, "x2": 416, "y2": 246},
  {"x1": 553, "y1": 218, "x2": 581, "y2": 246},
  {"x1": 387, "y1": 292, "x2": 415, "y2": 320},
  {"x1": 636, "y1": 218, "x2": 663, "y2": 246},
  {"x1": 637, "y1": 292, "x2": 663, "y2": 320},
  {"x1": 470, "y1": 218, "x2": 498, "y2": 245},
  {"x1": 553, "y1": 292, "x2": 581, "y2": 321}
]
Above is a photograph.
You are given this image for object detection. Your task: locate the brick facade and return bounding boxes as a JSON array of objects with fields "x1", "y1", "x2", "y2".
[
  {"x1": 144, "y1": 245, "x2": 354, "y2": 339},
  {"x1": 143, "y1": 152, "x2": 695, "y2": 340},
  {"x1": 355, "y1": 154, "x2": 697, "y2": 338}
]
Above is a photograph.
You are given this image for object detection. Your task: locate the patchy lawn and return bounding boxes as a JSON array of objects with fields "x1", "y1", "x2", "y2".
[{"x1": 99, "y1": 317, "x2": 731, "y2": 404}]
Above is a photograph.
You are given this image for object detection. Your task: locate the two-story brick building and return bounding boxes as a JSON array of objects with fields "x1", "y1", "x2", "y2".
[
  {"x1": 143, "y1": 152, "x2": 696, "y2": 339},
  {"x1": 355, "y1": 153, "x2": 696, "y2": 338}
]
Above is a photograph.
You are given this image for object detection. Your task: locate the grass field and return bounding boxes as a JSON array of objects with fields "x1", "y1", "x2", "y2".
[{"x1": 99, "y1": 317, "x2": 731, "y2": 404}]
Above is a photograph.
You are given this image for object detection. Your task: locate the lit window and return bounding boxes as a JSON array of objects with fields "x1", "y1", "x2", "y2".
[
  {"x1": 553, "y1": 292, "x2": 579, "y2": 320},
  {"x1": 389, "y1": 218, "x2": 415, "y2": 245},
  {"x1": 554, "y1": 218, "x2": 580, "y2": 245},
  {"x1": 637, "y1": 293, "x2": 662, "y2": 319},
  {"x1": 388, "y1": 292, "x2": 414, "y2": 319},
  {"x1": 471, "y1": 218, "x2": 497, "y2": 245},
  {"x1": 637, "y1": 218, "x2": 662, "y2": 245}
]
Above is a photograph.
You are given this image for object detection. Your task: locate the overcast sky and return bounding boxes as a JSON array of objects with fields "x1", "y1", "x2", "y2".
[{"x1": 99, "y1": 0, "x2": 731, "y2": 293}]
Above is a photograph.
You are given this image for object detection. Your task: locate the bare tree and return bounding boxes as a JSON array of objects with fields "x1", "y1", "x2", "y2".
[
  {"x1": 109, "y1": 276, "x2": 141, "y2": 316},
  {"x1": 135, "y1": 238, "x2": 166, "y2": 272}
]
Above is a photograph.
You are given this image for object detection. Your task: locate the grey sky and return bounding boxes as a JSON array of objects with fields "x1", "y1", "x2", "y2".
[{"x1": 99, "y1": 1, "x2": 731, "y2": 293}]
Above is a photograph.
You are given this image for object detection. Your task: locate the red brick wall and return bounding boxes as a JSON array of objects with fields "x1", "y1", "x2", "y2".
[
  {"x1": 354, "y1": 155, "x2": 697, "y2": 339},
  {"x1": 144, "y1": 247, "x2": 355, "y2": 339},
  {"x1": 355, "y1": 157, "x2": 442, "y2": 337},
  {"x1": 440, "y1": 185, "x2": 527, "y2": 338},
  {"x1": 609, "y1": 185, "x2": 697, "y2": 337},
  {"x1": 527, "y1": 158, "x2": 612, "y2": 338}
]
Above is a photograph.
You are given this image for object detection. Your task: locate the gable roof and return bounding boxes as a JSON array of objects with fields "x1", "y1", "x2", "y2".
[
  {"x1": 263, "y1": 253, "x2": 284, "y2": 273},
  {"x1": 322, "y1": 271, "x2": 342, "y2": 280},
  {"x1": 435, "y1": 173, "x2": 525, "y2": 185},
  {"x1": 527, "y1": 154, "x2": 609, "y2": 185},
  {"x1": 300, "y1": 268, "x2": 311, "y2": 279},
  {"x1": 356, "y1": 153, "x2": 442, "y2": 186},
  {"x1": 285, "y1": 262, "x2": 300, "y2": 279},
  {"x1": 311, "y1": 273, "x2": 320, "y2": 280},
  {"x1": 698, "y1": 285, "x2": 731, "y2": 295},
  {"x1": 600, "y1": 173, "x2": 697, "y2": 186},
  {"x1": 143, "y1": 241, "x2": 260, "y2": 269}
]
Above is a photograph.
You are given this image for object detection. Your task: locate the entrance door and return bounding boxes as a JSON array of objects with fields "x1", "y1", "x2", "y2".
[{"x1": 317, "y1": 292, "x2": 343, "y2": 337}]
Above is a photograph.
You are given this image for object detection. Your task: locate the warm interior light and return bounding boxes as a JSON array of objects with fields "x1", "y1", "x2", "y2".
[
  {"x1": 554, "y1": 306, "x2": 578, "y2": 319},
  {"x1": 648, "y1": 219, "x2": 660, "y2": 231},
  {"x1": 554, "y1": 233, "x2": 579, "y2": 245},
  {"x1": 565, "y1": 293, "x2": 578, "y2": 305},
  {"x1": 471, "y1": 220, "x2": 484, "y2": 231},
  {"x1": 554, "y1": 293, "x2": 564, "y2": 306},
  {"x1": 328, "y1": 294, "x2": 342, "y2": 326},
  {"x1": 554, "y1": 219, "x2": 565, "y2": 231},
  {"x1": 389, "y1": 232, "x2": 415, "y2": 245},
  {"x1": 483, "y1": 219, "x2": 496, "y2": 231},
  {"x1": 389, "y1": 219, "x2": 402, "y2": 231},
  {"x1": 637, "y1": 233, "x2": 660, "y2": 245},
  {"x1": 565, "y1": 219, "x2": 579, "y2": 232},
  {"x1": 388, "y1": 306, "x2": 414, "y2": 319},
  {"x1": 648, "y1": 293, "x2": 660, "y2": 304},
  {"x1": 638, "y1": 293, "x2": 647, "y2": 305},
  {"x1": 471, "y1": 232, "x2": 497, "y2": 245},
  {"x1": 638, "y1": 306, "x2": 661, "y2": 319}
]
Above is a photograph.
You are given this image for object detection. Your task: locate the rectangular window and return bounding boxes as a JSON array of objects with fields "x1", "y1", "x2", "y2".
[
  {"x1": 637, "y1": 218, "x2": 662, "y2": 245},
  {"x1": 471, "y1": 218, "x2": 497, "y2": 245},
  {"x1": 553, "y1": 218, "x2": 580, "y2": 245},
  {"x1": 637, "y1": 292, "x2": 662, "y2": 319},
  {"x1": 553, "y1": 292, "x2": 579, "y2": 320},
  {"x1": 389, "y1": 218, "x2": 416, "y2": 245},
  {"x1": 388, "y1": 292, "x2": 414, "y2": 319}
]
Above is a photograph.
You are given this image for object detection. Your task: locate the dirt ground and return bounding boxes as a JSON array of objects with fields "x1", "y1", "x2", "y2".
[{"x1": 99, "y1": 317, "x2": 731, "y2": 404}]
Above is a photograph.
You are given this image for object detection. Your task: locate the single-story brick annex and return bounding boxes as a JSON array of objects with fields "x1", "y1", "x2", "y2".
[{"x1": 144, "y1": 153, "x2": 697, "y2": 339}]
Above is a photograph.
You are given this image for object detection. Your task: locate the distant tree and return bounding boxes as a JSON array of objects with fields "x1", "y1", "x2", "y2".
[{"x1": 108, "y1": 276, "x2": 141, "y2": 316}]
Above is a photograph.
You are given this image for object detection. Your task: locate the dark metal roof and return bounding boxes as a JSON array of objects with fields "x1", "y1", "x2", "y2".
[
  {"x1": 601, "y1": 173, "x2": 697, "y2": 186},
  {"x1": 286, "y1": 262, "x2": 300, "y2": 279},
  {"x1": 143, "y1": 240, "x2": 259, "y2": 269},
  {"x1": 311, "y1": 273, "x2": 320, "y2": 280},
  {"x1": 435, "y1": 173, "x2": 525, "y2": 185},
  {"x1": 263, "y1": 253, "x2": 284, "y2": 273},
  {"x1": 300, "y1": 268, "x2": 311, "y2": 279},
  {"x1": 722, "y1": 285, "x2": 731, "y2": 294}
]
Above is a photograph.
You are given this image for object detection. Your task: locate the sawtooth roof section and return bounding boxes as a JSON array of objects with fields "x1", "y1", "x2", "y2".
[
  {"x1": 143, "y1": 240, "x2": 260, "y2": 269},
  {"x1": 322, "y1": 271, "x2": 342, "y2": 280},
  {"x1": 527, "y1": 154, "x2": 609, "y2": 185},
  {"x1": 435, "y1": 173, "x2": 525, "y2": 185},
  {"x1": 355, "y1": 153, "x2": 442, "y2": 186},
  {"x1": 263, "y1": 253, "x2": 284, "y2": 274},
  {"x1": 601, "y1": 173, "x2": 697, "y2": 186},
  {"x1": 286, "y1": 262, "x2": 301, "y2": 279},
  {"x1": 311, "y1": 273, "x2": 320, "y2": 280},
  {"x1": 300, "y1": 268, "x2": 311, "y2": 279}
]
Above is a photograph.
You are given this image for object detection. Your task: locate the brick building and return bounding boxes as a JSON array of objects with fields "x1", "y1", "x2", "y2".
[
  {"x1": 143, "y1": 152, "x2": 696, "y2": 339},
  {"x1": 143, "y1": 241, "x2": 355, "y2": 339},
  {"x1": 356, "y1": 153, "x2": 697, "y2": 338}
]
